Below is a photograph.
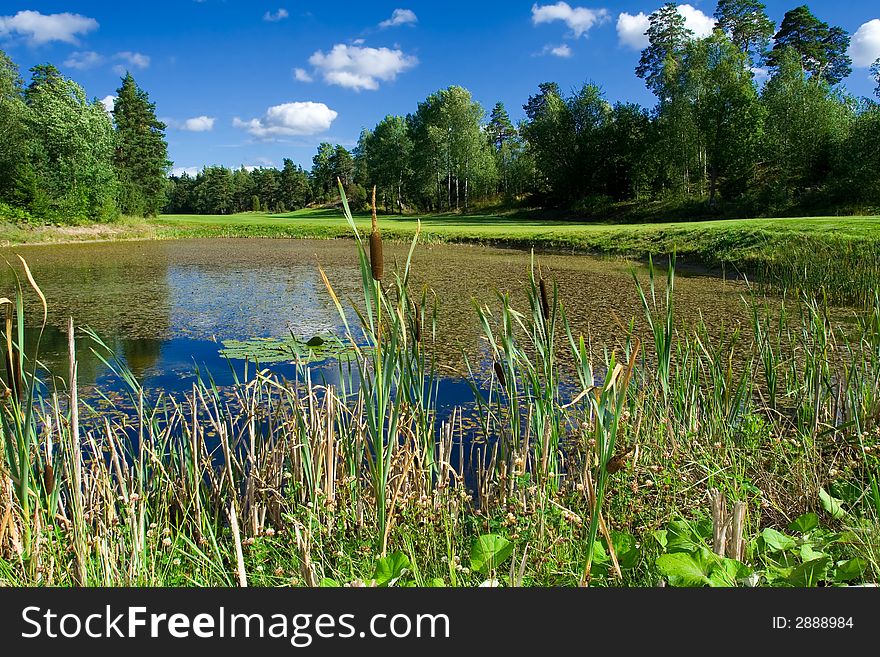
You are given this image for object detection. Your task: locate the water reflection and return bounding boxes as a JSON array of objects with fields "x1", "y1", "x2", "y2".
[{"x1": 0, "y1": 238, "x2": 756, "y2": 399}]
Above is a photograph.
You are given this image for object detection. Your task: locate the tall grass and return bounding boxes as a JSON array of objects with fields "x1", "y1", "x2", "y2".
[{"x1": 1, "y1": 201, "x2": 879, "y2": 587}]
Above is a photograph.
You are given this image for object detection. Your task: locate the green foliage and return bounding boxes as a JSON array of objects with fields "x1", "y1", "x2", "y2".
[
  {"x1": 113, "y1": 73, "x2": 169, "y2": 216},
  {"x1": 218, "y1": 333, "x2": 356, "y2": 364},
  {"x1": 714, "y1": 0, "x2": 775, "y2": 62},
  {"x1": 766, "y1": 5, "x2": 852, "y2": 86},
  {"x1": 469, "y1": 534, "x2": 513, "y2": 574},
  {"x1": 373, "y1": 551, "x2": 410, "y2": 586}
]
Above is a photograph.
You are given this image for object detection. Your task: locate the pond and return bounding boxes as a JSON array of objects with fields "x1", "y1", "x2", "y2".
[{"x1": 1, "y1": 237, "x2": 759, "y2": 405}]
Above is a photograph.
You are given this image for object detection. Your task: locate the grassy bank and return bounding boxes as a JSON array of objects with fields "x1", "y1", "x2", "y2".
[
  {"x1": 1, "y1": 193, "x2": 878, "y2": 587},
  {"x1": 153, "y1": 210, "x2": 880, "y2": 305},
  {"x1": 4, "y1": 209, "x2": 880, "y2": 303}
]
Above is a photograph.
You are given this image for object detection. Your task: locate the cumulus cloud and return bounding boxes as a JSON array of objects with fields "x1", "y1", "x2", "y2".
[
  {"x1": 263, "y1": 9, "x2": 289, "y2": 22},
  {"x1": 531, "y1": 3, "x2": 609, "y2": 39},
  {"x1": 100, "y1": 95, "x2": 116, "y2": 114},
  {"x1": 849, "y1": 19, "x2": 880, "y2": 68},
  {"x1": 617, "y1": 4, "x2": 714, "y2": 50},
  {"x1": 166, "y1": 116, "x2": 216, "y2": 132},
  {"x1": 233, "y1": 101, "x2": 338, "y2": 138},
  {"x1": 541, "y1": 43, "x2": 573, "y2": 57},
  {"x1": 616, "y1": 12, "x2": 650, "y2": 49},
  {"x1": 112, "y1": 51, "x2": 150, "y2": 75},
  {"x1": 0, "y1": 10, "x2": 98, "y2": 45},
  {"x1": 307, "y1": 44, "x2": 418, "y2": 91},
  {"x1": 64, "y1": 50, "x2": 104, "y2": 70},
  {"x1": 678, "y1": 4, "x2": 715, "y2": 38},
  {"x1": 293, "y1": 67, "x2": 313, "y2": 82},
  {"x1": 379, "y1": 9, "x2": 418, "y2": 28}
]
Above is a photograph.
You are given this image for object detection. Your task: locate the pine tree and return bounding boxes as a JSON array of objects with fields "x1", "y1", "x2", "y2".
[
  {"x1": 636, "y1": 3, "x2": 694, "y2": 99},
  {"x1": 113, "y1": 73, "x2": 170, "y2": 216},
  {"x1": 713, "y1": 0, "x2": 775, "y2": 64},
  {"x1": 766, "y1": 5, "x2": 852, "y2": 86}
]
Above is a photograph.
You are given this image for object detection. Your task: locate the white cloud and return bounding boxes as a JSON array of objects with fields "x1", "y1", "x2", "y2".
[
  {"x1": 616, "y1": 4, "x2": 714, "y2": 50},
  {"x1": 233, "y1": 101, "x2": 338, "y2": 138},
  {"x1": 849, "y1": 19, "x2": 880, "y2": 68},
  {"x1": 166, "y1": 116, "x2": 216, "y2": 132},
  {"x1": 541, "y1": 43, "x2": 573, "y2": 57},
  {"x1": 678, "y1": 4, "x2": 715, "y2": 38},
  {"x1": 100, "y1": 95, "x2": 116, "y2": 114},
  {"x1": 171, "y1": 166, "x2": 200, "y2": 177},
  {"x1": 263, "y1": 8, "x2": 289, "y2": 22},
  {"x1": 0, "y1": 10, "x2": 98, "y2": 45},
  {"x1": 531, "y1": 3, "x2": 609, "y2": 39},
  {"x1": 64, "y1": 50, "x2": 103, "y2": 70},
  {"x1": 308, "y1": 44, "x2": 418, "y2": 91},
  {"x1": 293, "y1": 67, "x2": 313, "y2": 82},
  {"x1": 114, "y1": 51, "x2": 150, "y2": 69},
  {"x1": 616, "y1": 12, "x2": 650, "y2": 50},
  {"x1": 751, "y1": 67, "x2": 769, "y2": 81},
  {"x1": 379, "y1": 9, "x2": 418, "y2": 28}
]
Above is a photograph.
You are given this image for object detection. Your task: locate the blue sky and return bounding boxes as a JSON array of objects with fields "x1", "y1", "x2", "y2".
[{"x1": 2, "y1": 1, "x2": 879, "y2": 174}]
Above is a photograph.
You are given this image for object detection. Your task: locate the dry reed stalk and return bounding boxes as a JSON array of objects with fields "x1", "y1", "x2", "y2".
[
  {"x1": 67, "y1": 317, "x2": 87, "y2": 587},
  {"x1": 294, "y1": 523, "x2": 318, "y2": 586},
  {"x1": 228, "y1": 501, "x2": 248, "y2": 587},
  {"x1": 381, "y1": 448, "x2": 416, "y2": 555},
  {"x1": 581, "y1": 465, "x2": 623, "y2": 581}
]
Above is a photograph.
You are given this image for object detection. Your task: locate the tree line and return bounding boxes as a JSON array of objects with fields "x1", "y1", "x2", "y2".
[
  {"x1": 0, "y1": 52, "x2": 168, "y2": 223},
  {"x1": 3, "y1": 2, "x2": 880, "y2": 223},
  {"x1": 345, "y1": 2, "x2": 880, "y2": 216}
]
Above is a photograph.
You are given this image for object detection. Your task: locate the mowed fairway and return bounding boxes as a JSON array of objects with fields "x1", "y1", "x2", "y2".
[{"x1": 154, "y1": 209, "x2": 880, "y2": 268}]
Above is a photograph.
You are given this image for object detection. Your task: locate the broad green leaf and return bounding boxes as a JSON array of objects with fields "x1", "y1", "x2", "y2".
[
  {"x1": 819, "y1": 488, "x2": 845, "y2": 520},
  {"x1": 319, "y1": 578, "x2": 340, "y2": 587},
  {"x1": 832, "y1": 558, "x2": 866, "y2": 583},
  {"x1": 786, "y1": 557, "x2": 830, "y2": 587},
  {"x1": 219, "y1": 333, "x2": 358, "y2": 364},
  {"x1": 666, "y1": 520, "x2": 703, "y2": 553},
  {"x1": 788, "y1": 512, "x2": 819, "y2": 534},
  {"x1": 799, "y1": 543, "x2": 826, "y2": 563},
  {"x1": 761, "y1": 527, "x2": 797, "y2": 552},
  {"x1": 427, "y1": 578, "x2": 446, "y2": 587},
  {"x1": 652, "y1": 529, "x2": 668, "y2": 550},
  {"x1": 608, "y1": 531, "x2": 640, "y2": 570},
  {"x1": 656, "y1": 552, "x2": 712, "y2": 587},
  {"x1": 373, "y1": 551, "x2": 410, "y2": 587},
  {"x1": 470, "y1": 534, "x2": 513, "y2": 574}
]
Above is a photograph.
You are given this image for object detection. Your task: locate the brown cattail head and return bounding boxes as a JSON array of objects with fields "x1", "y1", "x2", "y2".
[
  {"x1": 493, "y1": 361, "x2": 507, "y2": 390},
  {"x1": 369, "y1": 185, "x2": 383, "y2": 281},
  {"x1": 42, "y1": 463, "x2": 55, "y2": 495},
  {"x1": 539, "y1": 278, "x2": 551, "y2": 322}
]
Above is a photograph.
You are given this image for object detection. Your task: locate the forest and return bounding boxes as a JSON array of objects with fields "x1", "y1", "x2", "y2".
[{"x1": 2, "y1": 2, "x2": 880, "y2": 223}]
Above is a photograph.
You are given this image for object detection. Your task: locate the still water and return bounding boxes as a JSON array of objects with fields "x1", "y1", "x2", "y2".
[{"x1": 1, "y1": 238, "x2": 756, "y2": 402}]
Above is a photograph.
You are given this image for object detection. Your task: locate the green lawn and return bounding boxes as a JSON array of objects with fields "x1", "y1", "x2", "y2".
[{"x1": 152, "y1": 209, "x2": 880, "y2": 270}]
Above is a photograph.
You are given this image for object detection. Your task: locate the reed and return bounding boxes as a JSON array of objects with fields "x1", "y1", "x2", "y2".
[{"x1": 1, "y1": 210, "x2": 878, "y2": 587}]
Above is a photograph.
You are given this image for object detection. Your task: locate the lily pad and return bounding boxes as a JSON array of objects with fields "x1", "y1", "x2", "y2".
[{"x1": 219, "y1": 333, "x2": 357, "y2": 364}]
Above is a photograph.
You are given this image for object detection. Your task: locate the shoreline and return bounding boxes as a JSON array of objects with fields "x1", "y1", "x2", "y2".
[{"x1": 3, "y1": 213, "x2": 880, "y2": 282}]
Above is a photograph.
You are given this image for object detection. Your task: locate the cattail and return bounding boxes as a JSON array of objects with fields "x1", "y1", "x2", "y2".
[
  {"x1": 539, "y1": 278, "x2": 551, "y2": 322},
  {"x1": 412, "y1": 300, "x2": 422, "y2": 343},
  {"x1": 42, "y1": 463, "x2": 55, "y2": 495},
  {"x1": 369, "y1": 185, "x2": 383, "y2": 281},
  {"x1": 5, "y1": 305, "x2": 20, "y2": 400},
  {"x1": 493, "y1": 361, "x2": 507, "y2": 390}
]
